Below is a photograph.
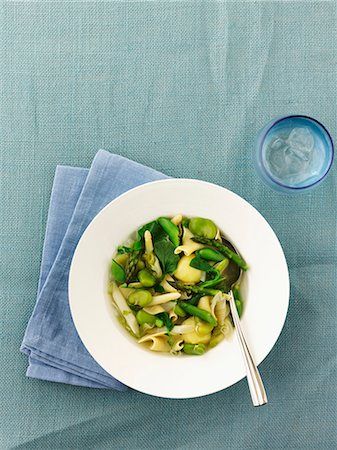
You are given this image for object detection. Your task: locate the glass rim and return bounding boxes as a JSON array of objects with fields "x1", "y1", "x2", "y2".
[{"x1": 258, "y1": 115, "x2": 335, "y2": 191}]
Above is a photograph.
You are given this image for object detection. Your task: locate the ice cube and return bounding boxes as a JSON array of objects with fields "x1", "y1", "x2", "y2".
[
  {"x1": 282, "y1": 146, "x2": 313, "y2": 184},
  {"x1": 286, "y1": 127, "x2": 314, "y2": 161},
  {"x1": 266, "y1": 137, "x2": 290, "y2": 178},
  {"x1": 271, "y1": 137, "x2": 287, "y2": 151},
  {"x1": 266, "y1": 134, "x2": 313, "y2": 185}
]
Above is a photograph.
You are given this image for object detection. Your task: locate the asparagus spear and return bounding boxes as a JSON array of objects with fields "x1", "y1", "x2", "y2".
[
  {"x1": 191, "y1": 237, "x2": 249, "y2": 271},
  {"x1": 125, "y1": 250, "x2": 141, "y2": 283},
  {"x1": 168, "y1": 280, "x2": 220, "y2": 296}
]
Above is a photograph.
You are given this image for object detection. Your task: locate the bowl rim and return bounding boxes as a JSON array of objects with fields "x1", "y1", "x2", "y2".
[{"x1": 69, "y1": 178, "x2": 290, "y2": 398}]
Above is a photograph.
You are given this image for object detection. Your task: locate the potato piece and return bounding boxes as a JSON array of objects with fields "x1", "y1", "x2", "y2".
[{"x1": 174, "y1": 255, "x2": 203, "y2": 284}]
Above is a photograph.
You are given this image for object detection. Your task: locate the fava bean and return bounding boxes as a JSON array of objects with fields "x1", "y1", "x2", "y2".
[
  {"x1": 128, "y1": 290, "x2": 152, "y2": 307},
  {"x1": 136, "y1": 310, "x2": 163, "y2": 327},
  {"x1": 189, "y1": 217, "x2": 217, "y2": 239},
  {"x1": 174, "y1": 304, "x2": 187, "y2": 317},
  {"x1": 137, "y1": 268, "x2": 156, "y2": 287}
]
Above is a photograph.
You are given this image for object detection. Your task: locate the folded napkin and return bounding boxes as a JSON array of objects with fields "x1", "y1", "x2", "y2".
[{"x1": 21, "y1": 150, "x2": 167, "y2": 389}]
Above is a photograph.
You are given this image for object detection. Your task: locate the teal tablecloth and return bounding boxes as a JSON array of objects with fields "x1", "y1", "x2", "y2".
[{"x1": 0, "y1": 2, "x2": 336, "y2": 449}]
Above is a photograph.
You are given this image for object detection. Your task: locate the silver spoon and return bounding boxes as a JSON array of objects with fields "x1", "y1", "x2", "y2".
[{"x1": 222, "y1": 239, "x2": 268, "y2": 407}]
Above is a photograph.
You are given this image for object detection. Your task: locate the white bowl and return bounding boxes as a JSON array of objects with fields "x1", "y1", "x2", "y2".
[{"x1": 69, "y1": 179, "x2": 289, "y2": 398}]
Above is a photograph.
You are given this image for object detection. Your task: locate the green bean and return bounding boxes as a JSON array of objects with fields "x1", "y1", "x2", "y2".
[
  {"x1": 136, "y1": 310, "x2": 163, "y2": 327},
  {"x1": 233, "y1": 287, "x2": 243, "y2": 317},
  {"x1": 137, "y1": 268, "x2": 156, "y2": 287},
  {"x1": 158, "y1": 217, "x2": 180, "y2": 247},
  {"x1": 174, "y1": 304, "x2": 187, "y2": 317},
  {"x1": 183, "y1": 343, "x2": 206, "y2": 355},
  {"x1": 191, "y1": 237, "x2": 249, "y2": 271},
  {"x1": 128, "y1": 290, "x2": 152, "y2": 307},
  {"x1": 235, "y1": 300, "x2": 243, "y2": 317},
  {"x1": 189, "y1": 218, "x2": 217, "y2": 239},
  {"x1": 232, "y1": 286, "x2": 241, "y2": 299},
  {"x1": 197, "y1": 248, "x2": 225, "y2": 262},
  {"x1": 178, "y1": 302, "x2": 217, "y2": 326},
  {"x1": 111, "y1": 259, "x2": 126, "y2": 283}
]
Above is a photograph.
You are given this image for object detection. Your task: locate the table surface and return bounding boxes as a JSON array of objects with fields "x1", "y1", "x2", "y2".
[{"x1": 1, "y1": 2, "x2": 336, "y2": 449}]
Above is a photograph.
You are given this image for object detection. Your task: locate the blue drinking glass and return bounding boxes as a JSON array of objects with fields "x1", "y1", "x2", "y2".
[{"x1": 255, "y1": 115, "x2": 334, "y2": 192}]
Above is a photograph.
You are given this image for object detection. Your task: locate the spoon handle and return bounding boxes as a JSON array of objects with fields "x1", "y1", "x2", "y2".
[{"x1": 229, "y1": 291, "x2": 268, "y2": 407}]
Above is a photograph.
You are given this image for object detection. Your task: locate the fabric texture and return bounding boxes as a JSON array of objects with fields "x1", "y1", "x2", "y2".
[
  {"x1": 20, "y1": 151, "x2": 166, "y2": 389},
  {"x1": 0, "y1": 1, "x2": 336, "y2": 449}
]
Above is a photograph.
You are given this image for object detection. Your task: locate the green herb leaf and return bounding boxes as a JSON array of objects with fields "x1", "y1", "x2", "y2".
[
  {"x1": 187, "y1": 294, "x2": 202, "y2": 306},
  {"x1": 133, "y1": 240, "x2": 143, "y2": 251},
  {"x1": 190, "y1": 256, "x2": 213, "y2": 273},
  {"x1": 111, "y1": 259, "x2": 126, "y2": 283},
  {"x1": 181, "y1": 217, "x2": 190, "y2": 228},
  {"x1": 138, "y1": 220, "x2": 167, "y2": 242},
  {"x1": 156, "y1": 312, "x2": 174, "y2": 332},
  {"x1": 154, "y1": 284, "x2": 165, "y2": 293},
  {"x1": 129, "y1": 304, "x2": 141, "y2": 312},
  {"x1": 117, "y1": 246, "x2": 133, "y2": 254},
  {"x1": 154, "y1": 240, "x2": 180, "y2": 274}
]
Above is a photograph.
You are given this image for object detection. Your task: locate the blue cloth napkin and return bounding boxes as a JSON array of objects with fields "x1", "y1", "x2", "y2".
[{"x1": 21, "y1": 150, "x2": 167, "y2": 389}]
